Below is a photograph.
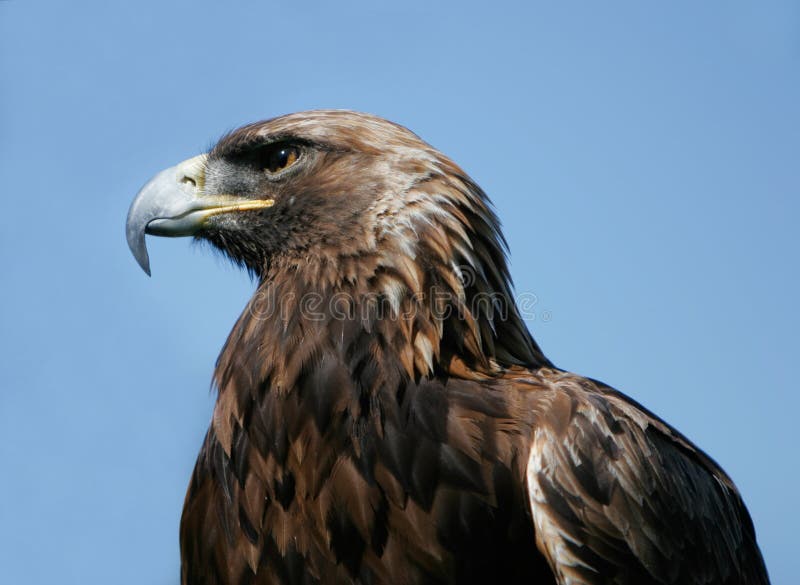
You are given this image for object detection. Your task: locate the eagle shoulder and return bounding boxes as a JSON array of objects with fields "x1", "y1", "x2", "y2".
[{"x1": 523, "y1": 371, "x2": 769, "y2": 585}]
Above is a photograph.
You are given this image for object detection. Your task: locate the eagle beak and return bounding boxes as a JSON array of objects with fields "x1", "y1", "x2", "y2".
[{"x1": 126, "y1": 154, "x2": 275, "y2": 275}]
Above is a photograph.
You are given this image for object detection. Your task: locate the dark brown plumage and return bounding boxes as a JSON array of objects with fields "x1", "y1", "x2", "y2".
[{"x1": 127, "y1": 110, "x2": 769, "y2": 585}]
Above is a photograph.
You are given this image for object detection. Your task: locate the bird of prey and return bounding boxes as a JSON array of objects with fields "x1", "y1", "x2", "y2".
[{"x1": 126, "y1": 110, "x2": 769, "y2": 585}]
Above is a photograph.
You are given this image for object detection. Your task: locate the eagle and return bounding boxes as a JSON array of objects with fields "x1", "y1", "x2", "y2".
[{"x1": 126, "y1": 110, "x2": 769, "y2": 585}]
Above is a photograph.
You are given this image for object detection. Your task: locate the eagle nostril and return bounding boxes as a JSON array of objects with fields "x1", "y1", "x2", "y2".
[{"x1": 174, "y1": 154, "x2": 207, "y2": 191}]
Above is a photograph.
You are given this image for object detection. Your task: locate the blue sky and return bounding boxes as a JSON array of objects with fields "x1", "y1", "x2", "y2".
[{"x1": 1, "y1": 1, "x2": 797, "y2": 583}]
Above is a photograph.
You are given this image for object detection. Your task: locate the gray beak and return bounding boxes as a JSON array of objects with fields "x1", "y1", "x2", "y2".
[{"x1": 125, "y1": 154, "x2": 274, "y2": 275}]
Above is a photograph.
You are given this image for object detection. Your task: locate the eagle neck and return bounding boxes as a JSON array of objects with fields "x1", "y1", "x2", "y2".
[{"x1": 215, "y1": 245, "x2": 549, "y2": 397}]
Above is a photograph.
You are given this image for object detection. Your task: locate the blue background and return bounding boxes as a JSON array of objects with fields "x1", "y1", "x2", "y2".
[{"x1": 1, "y1": 2, "x2": 797, "y2": 583}]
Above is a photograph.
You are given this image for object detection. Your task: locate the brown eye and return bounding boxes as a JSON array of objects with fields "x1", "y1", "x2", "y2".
[{"x1": 264, "y1": 145, "x2": 300, "y2": 173}]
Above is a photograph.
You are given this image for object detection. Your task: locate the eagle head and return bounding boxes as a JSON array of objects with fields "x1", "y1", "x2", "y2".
[
  {"x1": 128, "y1": 111, "x2": 464, "y2": 275},
  {"x1": 127, "y1": 110, "x2": 548, "y2": 373}
]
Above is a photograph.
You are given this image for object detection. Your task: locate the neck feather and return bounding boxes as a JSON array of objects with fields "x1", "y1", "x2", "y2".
[{"x1": 213, "y1": 164, "x2": 550, "y2": 406}]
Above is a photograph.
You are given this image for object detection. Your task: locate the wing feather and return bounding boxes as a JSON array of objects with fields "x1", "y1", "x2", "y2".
[{"x1": 525, "y1": 375, "x2": 769, "y2": 585}]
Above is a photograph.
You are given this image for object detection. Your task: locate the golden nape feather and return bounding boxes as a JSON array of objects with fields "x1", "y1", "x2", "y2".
[{"x1": 126, "y1": 110, "x2": 769, "y2": 585}]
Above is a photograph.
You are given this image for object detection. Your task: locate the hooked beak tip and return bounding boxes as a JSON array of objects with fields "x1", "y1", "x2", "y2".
[
  {"x1": 126, "y1": 214, "x2": 153, "y2": 276},
  {"x1": 125, "y1": 155, "x2": 208, "y2": 277}
]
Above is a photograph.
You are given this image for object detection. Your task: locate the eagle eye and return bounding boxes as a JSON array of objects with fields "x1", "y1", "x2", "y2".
[{"x1": 262, "y1": 144, "x2": 300, "y2": 174}]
